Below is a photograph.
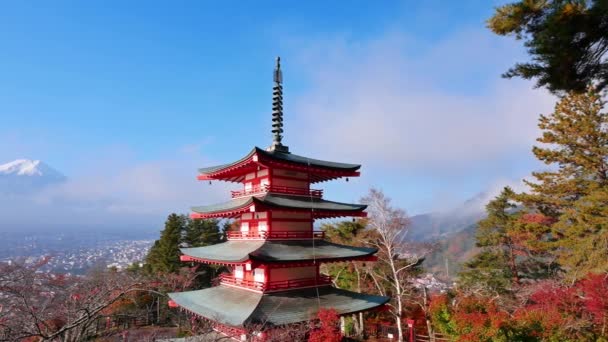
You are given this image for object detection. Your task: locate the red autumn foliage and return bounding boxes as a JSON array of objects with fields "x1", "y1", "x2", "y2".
[
  {"x1": 511, "y1": 274, "x2": 608, "y2": 340},
  {"x1": 309, "y1": 308, "x2": 342, "y2": 342},
  {"x1": 579, "y1": 274, "x2": 608, "y2": 325},
  {"x1": 452, "y1": 297, "x2": 510, "y2": 342},
  {"x1": 520, "y1": 213, "x2": 556, "y2": 225}
]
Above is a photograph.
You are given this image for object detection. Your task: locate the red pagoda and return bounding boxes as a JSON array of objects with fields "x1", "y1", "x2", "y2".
[{"x1": 168, "y1": 57, "x2": 389, "y2": 340}]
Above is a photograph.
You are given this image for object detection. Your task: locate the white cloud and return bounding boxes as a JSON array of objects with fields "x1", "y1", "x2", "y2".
[
  {"x1": 287, "y1": 29, "x2": 556, "y2": 170},
  {"x1": 0, "y1": 147, "x2": 231, "y2": 230}
]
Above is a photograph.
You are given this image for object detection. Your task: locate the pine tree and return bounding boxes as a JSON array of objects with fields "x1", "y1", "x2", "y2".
[
  {"x1": 519, "y1": 88, "x2": 608, "y2": 279},
  {"x1": 183, "y1": 218, "x2": 222, "y2": 248},
  {"x1": 145, "y1": 213, "x2": 186, "y2": 274},
  {"x1": 522, "y1": 88, "x2": 608, "y2": 217},
  {"x1": 459, "y1": 187, "x2": 518, "y2": 296},
  {"x1": 554, "y1": 186, "x2": 608, "y2": 279},
  {"x1": 488, "y1": 0, "x2": 608, "y2": 93}
]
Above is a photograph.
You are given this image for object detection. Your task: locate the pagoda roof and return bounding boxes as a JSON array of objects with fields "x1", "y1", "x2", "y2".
[
  {"x1": 198, "y1": 147, "x2": 361, "y2": 183},
  {"x1": 191, "y1": 193, "x2": 367, "y2": 219},
  {"x1": 168, "y1": 285, "x2": 389, "y2": 327},
  {"x1": 180, "y1": 240, "x2": 377, "y2": 264}
]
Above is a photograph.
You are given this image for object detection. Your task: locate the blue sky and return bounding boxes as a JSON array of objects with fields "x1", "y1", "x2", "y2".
[{"x1": 0, "y1": 1, "x2": 556, "y2": 228}]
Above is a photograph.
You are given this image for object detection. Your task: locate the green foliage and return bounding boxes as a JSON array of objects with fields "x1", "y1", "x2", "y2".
[
  {"x1": 430, "y1": 294, "x2": 514, "y2": 342},
  {"x1": 323, "y1": 220, "x2": 366, "y2": 244},
  {"x1": 145, "y1": 213, "x2": 186, "y2": 274},
  {"x1": 488, "y1": 0, "x2": 608, "y2": 93},
  {"x1": 321, "y1": 220, "x2": 370, "y2": 291},
  {"x1": 460, "y1": 186, "x2": 558, "y2": 298},
  {"x1": 521, "y1": 88, "x2": 608, "y2": 279},
  {"x1": 183, "y1": 218, "x2": 223, "y2": 247},
  {"x1": 144, "y1": 214, "x2": 224, "y2": 282},
  {"x1": 553, "y1": 186, "x2": 608, "y2": 279},
  {"x1": 459, "y1": 188, "x2": 519, "y2": 295}
]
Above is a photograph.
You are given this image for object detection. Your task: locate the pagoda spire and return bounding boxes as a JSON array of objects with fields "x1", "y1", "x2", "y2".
[{"x1": 269, "y1": 56, "x2": 289, "y2": 153}]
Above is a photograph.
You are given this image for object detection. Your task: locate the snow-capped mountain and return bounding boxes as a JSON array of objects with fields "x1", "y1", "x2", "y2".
[{"x1": 0, "y1": 159, "x2": 66, "y2": 193}]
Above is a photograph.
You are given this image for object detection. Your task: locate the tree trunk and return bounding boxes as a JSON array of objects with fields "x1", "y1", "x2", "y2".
[
  {"x1": 359, "y1": 312, "x2": 364, "y2": 338},
  {"x1": 423, "y1": 286, "x2": 435, "y2": 342},
  {"x1": 395, "y1": 315, "x2": 404, "y2": 342}
]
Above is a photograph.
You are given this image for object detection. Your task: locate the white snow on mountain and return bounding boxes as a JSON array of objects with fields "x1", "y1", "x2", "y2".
[
  {"x1": 0, "y1": 159, "x2": 66, "y2": 193},
  {"x1": 0, "y1": 159, "x2": 61, "y2": 177}
]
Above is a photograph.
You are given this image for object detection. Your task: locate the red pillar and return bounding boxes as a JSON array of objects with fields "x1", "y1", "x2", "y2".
[{"x1": 406, "y1": 319, "x2": 415, "y2": 342}]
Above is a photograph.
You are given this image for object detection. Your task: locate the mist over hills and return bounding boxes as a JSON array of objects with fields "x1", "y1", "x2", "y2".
[
  {"x1": 404, "y1": 192, "x2": 492, "y2": 280},
  {"x1": 405, "y1": 191, "x2": 488, "y2": 242}
]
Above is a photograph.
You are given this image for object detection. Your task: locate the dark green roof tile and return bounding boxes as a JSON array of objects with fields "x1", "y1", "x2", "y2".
[
  {"x1": 181, "y1": 240, "x2": 264, "y2": 263},
  {"x1": 251, "y1": 240, "x2": 377, "y2": 262},
  {"x1": 181, "y1": 240, "x2": 377, "y2": 263},
  {"x1": 169, "y1": 286, "x2": 262, "y2": 327},
  {"x1": 198, "y1": 147, "x2": 360, "y2": 176},
  {"x1": 191, "y1": 194, "x2": 366, "y2": 215},
  {"x1": 168, "y1": 286, "x2": 389, "y2": 327}
]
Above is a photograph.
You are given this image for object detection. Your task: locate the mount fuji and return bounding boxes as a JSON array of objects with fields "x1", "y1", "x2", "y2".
[{"x1": 0, "y1": 159, "x2": 66, "y2": 193}]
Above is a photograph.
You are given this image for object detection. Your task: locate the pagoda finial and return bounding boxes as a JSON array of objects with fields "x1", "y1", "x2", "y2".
[{"x1": 269, "y1": 56, "x2": 289, "y2": 153}]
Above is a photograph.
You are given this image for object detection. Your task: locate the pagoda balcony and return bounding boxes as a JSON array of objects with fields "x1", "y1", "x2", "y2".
[
  {"x1": 226, "y1": 230, "x2": 325, "y2": 240},
  {"x1": 231, "y1": 184, "x2": 323, "y2": 198},
  {"x1": 216, "y1": 273, "x2": 332, "y2": 292}
]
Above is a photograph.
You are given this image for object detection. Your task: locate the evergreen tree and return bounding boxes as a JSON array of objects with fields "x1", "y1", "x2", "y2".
[
  {"x1": 459, "y1": 187, "x2": 518, "y2": 296},
  {"x1": 182, "y1": 217, "x2": 225, "y2": 287},
  {"x1": 520, "y1": 88, "x2": 608, "y2": 279},
  {"x1": 522, "y1": 88, "x2": 608, "y2": 216},
  {"x1": 459, "y1": 187, "x2": 556, "y2": 296},
  {"x1": 145, "y1": 213, "x2": 186, "y2": 274},
  {"x1": 183, "y1": 218, "x2": 222, "y2": 248},
  {"x1": 553, "y1": 186, "x2": 608, "y2": 278},
  {"x1": 488, "y1": 0, "x2": 608, "y2": 93}
]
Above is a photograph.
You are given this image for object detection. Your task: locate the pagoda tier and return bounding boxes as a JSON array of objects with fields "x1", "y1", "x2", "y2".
[
  {"x1": 197, "y1": 147, "x2": 360, "y2": 183},
  {"x1": 179, "y1": 240, "x2": 378, "y2": 265},
  {"x1": 168, "y1": 286, "x2": 389, "y2": 328},
  {"x1": 190, "y1": 193, "x2": 367, "y2": 220}
]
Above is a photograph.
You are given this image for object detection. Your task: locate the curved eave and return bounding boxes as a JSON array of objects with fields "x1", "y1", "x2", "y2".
[
  {"x1": 179, "y1": 240, "x2": 378, "y2": 266},
  {"x1": 168, "y1": 286, "x2": 262, "y2": 327},
  {"x1": 250, "y1": 240, "x2": 378, "y2": 263},
  {"x1": 169, "y1": 286, "x2": 390, "y2": 328},
  {"x1": 191, "y1": 194, "x2": 367, "y2": 219},
  {"x1": 191, "y1": 197, "x2": 255, "y2": 219},
  {"x1": 259, "y1": 194, "x2": 367, "y2": 219},
  {"x1": 197, "y1": 147, "x2": 362, "y2": 183},
  {"x1": 180, "y1": 241, "x2": 265, "y2": 265}
]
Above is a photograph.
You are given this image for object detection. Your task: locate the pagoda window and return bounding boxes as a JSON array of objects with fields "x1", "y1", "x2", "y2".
[
  {"x1": 272, "y1": 221, "x2": 310, "y2": 232},
  {"x1": 258, "y1": 221, "x2": 268, "y2": 236},
  {"x1": 272, "y1": 212, "x2": 311, "y2": 219},
  {"x1": 255, "y1": 212, "x2": 267, "y2": 219},
  {"x1": 253, "y1": 268, "x2": 265, "y2": 283},
  {"x1": 240, "y1": 222, "x2": 249, "y2": 233},
  {"x1": 234, "y1": 266, "x2": 244, "y2": 279},
  {"x1": 245, "y1": 172, "x2": 256, "y2": 180},
  {"x1": 269, "y1": 266, "x2": 316, "y2": 281},
  {"x1": 271, "y1": 177, "x2": 308, "y2": 189},
  {"x1": 244, "y1": 182, "x2": 253, "y2": 193},
  {"x1": 260, "y1": 177, "x2": 270, "y2": 188},
  {"x1": 257, "y1": 169, "x2": 269, "y2": 177}
]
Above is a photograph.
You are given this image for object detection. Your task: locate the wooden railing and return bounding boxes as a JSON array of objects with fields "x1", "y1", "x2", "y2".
[
  {"x1": 231, "y1": 184, "x2": 323, "y2": 198},
  {"x1": 226, "y1": 230, "x2": 325, "y2": 240},
  {"x1": 217, "y1": 274, "x2": 332, "y2": 292}
]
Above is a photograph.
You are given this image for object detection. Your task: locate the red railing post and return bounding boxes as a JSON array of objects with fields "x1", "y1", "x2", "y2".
[{"x1": 406, "y1": 319, "x2": 415, "y2": 342}]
